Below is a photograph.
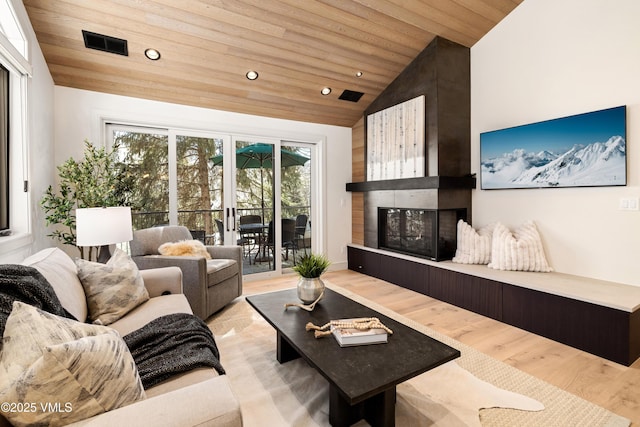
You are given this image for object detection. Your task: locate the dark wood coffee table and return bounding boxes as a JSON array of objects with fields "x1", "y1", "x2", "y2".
[{"x1": 246, "y1": 287, "x2": 460, "y2": 427}]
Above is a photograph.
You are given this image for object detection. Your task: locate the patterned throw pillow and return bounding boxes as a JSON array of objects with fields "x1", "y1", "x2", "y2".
[
  {"x1": 452, "y1": 220, "x2": 495, "y2": 265},
  {"x1": 488, "y1": 221, "x2": 553, "y2": 272},
  {"x1": 0, "y1": 302, "x2": 145, "y2": 427},
  {"x1": 75, "y1": 248, "x2": 150, "y2": 325},
  {"x1": 158, "y1": 239, "x2": 212, "y2": 259}
]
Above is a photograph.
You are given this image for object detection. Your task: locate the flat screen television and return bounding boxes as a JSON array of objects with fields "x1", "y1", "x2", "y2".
[
  {"x1": 1, "y1": 64, "x2": 9, "y2": 232},
  {"x1": 480, "y1": 106, "x2": 626, "y2": 190}
]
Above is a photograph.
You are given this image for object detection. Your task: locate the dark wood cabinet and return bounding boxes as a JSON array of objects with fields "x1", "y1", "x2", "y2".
[
  {"x1": 429, "y1": 268, "x2": 502, "y2": 320},
  {"x1": 503, "y1": 285, "x2": 635, "y2": 366},
  {"x1": 347, "y1": 245, "x2": 640, "y2": 366},
  {"x1": 347, "y1": 246, "x2": 381, "y2": 278},
  {"x1": 378, "y1": 254, "x2": 429, "y2": 295}
]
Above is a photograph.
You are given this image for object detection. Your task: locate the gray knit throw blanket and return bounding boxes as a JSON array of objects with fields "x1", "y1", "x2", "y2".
[
  {"x1": 0, "y1": 264, "x2": 75, "y2": 337},
  {"x1": 124, "y1": 313, "x2": 226, "y2": 388}
]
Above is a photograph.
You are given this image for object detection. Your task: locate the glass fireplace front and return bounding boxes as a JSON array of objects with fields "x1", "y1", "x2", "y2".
[{"x1": 378, "y1": 208, "x2": 466, "y2": 261}]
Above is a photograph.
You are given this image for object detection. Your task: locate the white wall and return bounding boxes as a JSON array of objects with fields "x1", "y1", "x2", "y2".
[
  {"x1": 53, "y1": 86, "x2": 352, "y2": 270},
  {"x1": 471, "y1": 0, "x2": 640, "y2": 285},
  {"x1": 0, "y1": 0, "x2": 55, "y2": 263}
]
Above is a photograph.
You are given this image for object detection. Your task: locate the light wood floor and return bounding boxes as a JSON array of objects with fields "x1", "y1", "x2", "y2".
[{"x1": 243, "y1": 269, "x2": 640, "y2": 425}]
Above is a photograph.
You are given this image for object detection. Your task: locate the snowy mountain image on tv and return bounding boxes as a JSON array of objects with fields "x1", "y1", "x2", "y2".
[{"x1": 480, "y1": 106, "x2": 626, "y2": 189}]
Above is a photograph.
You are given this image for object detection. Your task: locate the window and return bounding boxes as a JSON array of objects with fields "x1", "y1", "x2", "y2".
[
  {"x1": 0, "y1": 0, "x2": 28, "y2": 57},
  {"x1": 109, "y1": 126, "x2": 170, "y2": 229},
  {"x1": 0, "y1": 0, "x2": 30, "y2": 247},
  {"x1": 175, "y1": 134, "x2": 223, "y2": 239}
]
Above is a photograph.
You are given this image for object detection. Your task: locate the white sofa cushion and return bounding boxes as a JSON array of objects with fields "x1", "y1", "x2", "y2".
[
  {"x1": 0, "y1": 302, "x2": 145, "y2": 427},
  {"x1": 22, "y1": 247, "x2": 88, "y2": 322},
  {"x1": 452, "y1": 220, "x2": 495, "y2": 265},
  {"x1": 488, "y1": 221, "x2": 553, "y2": 272}
]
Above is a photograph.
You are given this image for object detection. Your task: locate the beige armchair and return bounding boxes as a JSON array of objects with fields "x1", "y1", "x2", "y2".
[{"x1": 129, "y1": 226, "x2": 242, "y2": 320}]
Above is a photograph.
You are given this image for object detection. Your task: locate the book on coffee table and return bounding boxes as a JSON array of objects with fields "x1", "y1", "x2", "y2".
[{"x1": 331, "y1": 318, "x2": 388, "y2": 347}]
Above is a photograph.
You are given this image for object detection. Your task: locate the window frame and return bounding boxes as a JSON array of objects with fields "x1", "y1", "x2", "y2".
[
  {"x1": 0, "y1": 1, "x2": 32, "y2": 255},
  {"x1": 0, "y1": 64, "x2": 8, "y2": 232}
]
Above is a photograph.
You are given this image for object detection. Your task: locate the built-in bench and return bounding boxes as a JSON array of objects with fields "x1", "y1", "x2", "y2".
[{"x1": 348, "y1": 244, "x2": 640, "y2": 366}]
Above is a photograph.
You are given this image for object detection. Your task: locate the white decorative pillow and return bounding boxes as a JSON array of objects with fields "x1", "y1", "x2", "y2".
[
  {"x1": 0, "y1": 302, "x2": 145, "y2": 427},
  {"x1": 75, "y1": 247, "x2": 149, "y2": 325},
  {"x1": 488, "y1": 221, "x2": 552, "y2": 272},
  {"x1": 452, "y1": 220, "x2": 495, "y2": 265},
  {"x1": 158, "y1": 239, "x2": 212, "y2": 259}
]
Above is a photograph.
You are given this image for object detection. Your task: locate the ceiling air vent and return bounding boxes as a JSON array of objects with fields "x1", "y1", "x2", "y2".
[
  {"x1": 82, "y1": 30, "x2": 128, "y2": 56},
  {"x1": 338, "y1": 90, "x2": 364, "y2": 103}
]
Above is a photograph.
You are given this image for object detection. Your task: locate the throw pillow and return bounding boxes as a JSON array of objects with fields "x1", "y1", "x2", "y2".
[
  {"x1": 158, "y1": 239, "x2": 212, "y2": 259},
  {"x1": 75, "y1": 248, "x2": 149, "y2": 325},
  {"x1": 488, "y1": 221, "x2": 553, "y2": 272},
  {"x1": 0, "y1": 302, "x2": 145, "y2": 427},
  {"x1": 452, "y1": 220, "x2": 495, "y2": 265}
]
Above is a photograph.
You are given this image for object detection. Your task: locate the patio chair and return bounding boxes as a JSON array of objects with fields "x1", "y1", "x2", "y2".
[
  {"x1": 282, "y1": 218, "x2": 297, "y2": 261},
  {"x1": 130, "y1": 225, "x2": 242, "y2": 320},
  {"x1": 260, "y1": 218, "x2": 297, "y2": 268},
  {"x1": 189, "y1": 229, "x2": 206, "y2": 243},
  {"x1": 295, "y1": 214, "x2": 308, "y2": 249},
  {"x1": 239, "y1": 215, "x2": 262, "y2": 259},
  {"x1": 215, "y1": 218, "x2": 225, "y2": 244}
]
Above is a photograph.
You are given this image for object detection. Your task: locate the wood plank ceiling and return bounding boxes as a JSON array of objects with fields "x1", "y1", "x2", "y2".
[{"x1": 23, "y1": 0, "x2": 522, "y2": 127}]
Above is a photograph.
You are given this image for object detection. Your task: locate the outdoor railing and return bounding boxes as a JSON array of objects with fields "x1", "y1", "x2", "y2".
[{"x1": 132, "y1": 206, "x2": 310, "y2": 245}]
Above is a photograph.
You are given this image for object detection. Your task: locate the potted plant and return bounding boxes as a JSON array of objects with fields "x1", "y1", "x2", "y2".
[
  {"x1": 40, "y1": 140, "x2": 135, "y2": 259},
  {"x1": 292, "y1": 252, "x2": 331, "y2": 304}
]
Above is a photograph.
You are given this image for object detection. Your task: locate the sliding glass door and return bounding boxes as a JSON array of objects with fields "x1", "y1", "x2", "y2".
[
  {"x1": 228, "y1": 138, "x2": 313, "y2": 275},
  {"x1": 109, "y1": 126, "x2": 170, "y2": 228},
  {"x1": 281, "y1": 142, "x2": 312, "y2": 267},
  {"x1": 107, "y1": 124, "x2": 316, "y2": 279},
  {"x1": 229, "y1": 138, "x2": 277, "y2": 275},
  {"x1": 174, "y1": 132, "x2": 227, "y2": 244}
]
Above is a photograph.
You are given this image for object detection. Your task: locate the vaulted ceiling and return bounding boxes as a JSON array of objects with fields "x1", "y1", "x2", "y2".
[{"x1": 23, "y1": 0, "x2": 522, "y2": 127}]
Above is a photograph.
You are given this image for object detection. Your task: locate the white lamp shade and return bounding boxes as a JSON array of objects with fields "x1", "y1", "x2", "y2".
[{"x1": 76, "y1": 207, "x2": 133, "y2": 247}]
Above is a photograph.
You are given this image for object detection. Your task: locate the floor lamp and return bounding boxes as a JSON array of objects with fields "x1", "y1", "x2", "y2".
[{"x1": 76, "y1": 207, "x2": 133, "y2": 263}]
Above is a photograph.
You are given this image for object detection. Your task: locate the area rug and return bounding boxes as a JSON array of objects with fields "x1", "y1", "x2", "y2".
[{"x1": 208, "y1": 284, "x2": 630, "y2": 426}]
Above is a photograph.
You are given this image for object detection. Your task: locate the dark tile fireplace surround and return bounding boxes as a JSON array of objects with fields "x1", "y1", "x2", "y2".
[
  {"x1": 347, "y1": 37, "x2": 474, "y2": 261},
  {"x1": 378, "y1": 207, "x2": 466, "y2": 261},
  {"x1": 358, "y1": 184, "x2": 472, "y2": 261}
]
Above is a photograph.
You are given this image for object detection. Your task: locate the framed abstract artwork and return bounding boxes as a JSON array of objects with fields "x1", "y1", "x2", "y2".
[
  {"x1": 480, "y1": 106, "x2": 626, "y2": 189},
  {"x1": 367, "y1": 95, "x2": 425, "y2": 181}
]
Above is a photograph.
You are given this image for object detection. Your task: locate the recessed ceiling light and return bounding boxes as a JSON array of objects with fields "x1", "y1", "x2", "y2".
[
  {"x1": 321, "y1": 87, "x2": 332, "y2": 95},
  {"x1": 355, "y1": 71, "x2": 363, "y2": 77},
  {"x1": 246, "y1": 70, "x2": 259, "y2": 80},
  {"x1": 144, "y1": 48, "x2": 161, "y2": 60}
]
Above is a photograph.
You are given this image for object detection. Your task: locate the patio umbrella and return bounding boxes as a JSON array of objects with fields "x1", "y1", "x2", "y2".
[
  {"x1": 210, "y1": 143, "x2": 309, "y2": 222},
  {"x1": 211, "y1": 143, "x2": 310, "y2": 169}
]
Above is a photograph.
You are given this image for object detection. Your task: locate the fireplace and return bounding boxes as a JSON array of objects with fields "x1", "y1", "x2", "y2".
[{"x1": 378, "y1": 208, "x2": 466, "y2": 261}]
